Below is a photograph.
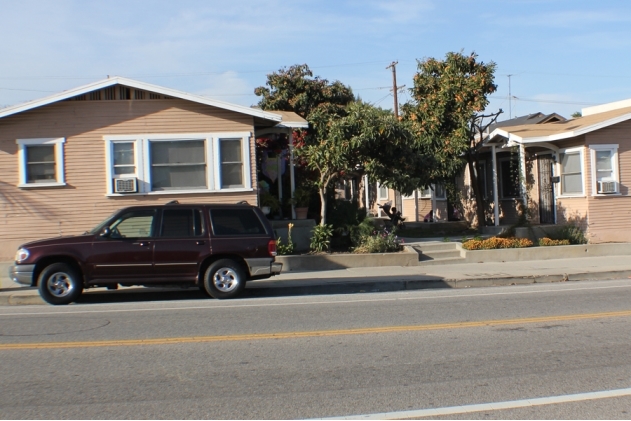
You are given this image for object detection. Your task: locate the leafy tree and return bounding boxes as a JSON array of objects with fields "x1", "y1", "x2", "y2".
[
  {"x1": 571, "y1": 111, "x2": 582, "y2": 118},
  {"x1": 401, "y1": 51, "x2": 499, "y2": 226},
  {"x1": 255, "y1": 65, "x2": 432, "y2": 225}
]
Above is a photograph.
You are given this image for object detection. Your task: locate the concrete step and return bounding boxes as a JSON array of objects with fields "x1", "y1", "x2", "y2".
[
  {"x1": 419, "y1": 249, "x2": 462, "y2": 260},
  {"x1": 413, "y1": 242, "x2": 459, "y2": 252},
  {"x1": 417, "y1": 256, "x2": 467, "y2": 267}
]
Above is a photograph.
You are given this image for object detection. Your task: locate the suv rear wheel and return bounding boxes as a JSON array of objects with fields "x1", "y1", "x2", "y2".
[
  {"x1": 203, "y1": 259, "x2": 246, "y2": 299},
  {"x1": 38, "y1": 262, "x2": 84, "y2": 305}
]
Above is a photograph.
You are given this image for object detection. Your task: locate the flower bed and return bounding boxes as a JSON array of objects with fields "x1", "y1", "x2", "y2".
[
  {"x1": 462, "y1": 237, "x2": 533, "y2": 250},
  {"x1": 538, "y1": 237, "x2": 571, "y2": 246}
]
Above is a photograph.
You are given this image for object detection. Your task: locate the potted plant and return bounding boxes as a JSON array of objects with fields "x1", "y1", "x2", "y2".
[
  {"x1": 259, "y1": 191, "x2": 280, "y2": 216},
  {"x1": 290, "y1": 187, "x2": 311, "y2": 219}
]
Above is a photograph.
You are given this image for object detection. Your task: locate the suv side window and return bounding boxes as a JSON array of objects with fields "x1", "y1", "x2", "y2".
[
  {"x1": 109, "y1": 210, "x2": 156, "y2": 238},
  {"x1": 160, "y1": 209, "x2": 204, "y2": 237},
  {"x1": 210, "y1": 208, "x2": 266, "y2": 236}
]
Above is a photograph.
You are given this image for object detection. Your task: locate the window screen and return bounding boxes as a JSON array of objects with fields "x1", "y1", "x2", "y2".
[
  {"x1": 210, "y1": 209, "x2": 266, "y2": 236},
  {"x1": 26, "y1": 145, "x2": 56, "y2": 183},
  {"x1": 150, "y1": 140, "x2": 206, "y2": 190}
]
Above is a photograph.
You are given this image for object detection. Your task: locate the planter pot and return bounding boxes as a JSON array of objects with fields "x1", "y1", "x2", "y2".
[
  {"x1": 261, "y1": 206, "x2": 271, "y2": 215},
  {"x1": 295, "y1": 207, "x2": 309, "y2": 219}
]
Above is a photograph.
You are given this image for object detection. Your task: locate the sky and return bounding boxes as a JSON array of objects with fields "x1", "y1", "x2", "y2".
[{"x1": 2, "y1": 0, "x2": 631, "y2": 121}]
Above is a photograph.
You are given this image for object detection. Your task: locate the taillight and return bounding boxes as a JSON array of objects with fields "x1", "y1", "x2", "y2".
[{"x1": 268, "y1": 239, "x2": 277, "y2": 257}]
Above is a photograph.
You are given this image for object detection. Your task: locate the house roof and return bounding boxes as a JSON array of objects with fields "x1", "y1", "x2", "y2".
[
  {"x1": 488, "y1": 105, "x2": 631, "y2": 144},
  {"x1": 492, "y1": 112, "x2": 566, "y2": 129},
  {"x1": 0, "y1": 76, "x2": 306, "y2": 128}
]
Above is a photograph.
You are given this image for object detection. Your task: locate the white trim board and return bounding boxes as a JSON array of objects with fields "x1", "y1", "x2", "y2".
[{"x1": 0, "y1": 77, "x2": 284, "y2": 123}]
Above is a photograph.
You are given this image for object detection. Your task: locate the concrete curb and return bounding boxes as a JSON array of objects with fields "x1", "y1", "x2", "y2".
[
  {"x1": 3, "y1": 269, "x2": 630, "y2": 306},
  {"x1": 275, "y1": 246, "x2": 419, "y2": 271}
]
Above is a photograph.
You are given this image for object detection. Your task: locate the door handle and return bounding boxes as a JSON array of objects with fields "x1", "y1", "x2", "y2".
[
  {"x1": 196, "y1": 240, "x2": 206, "y2": 245},
  {"x1": 134, "y1": 241, "x2": 150, "y2": 247}
]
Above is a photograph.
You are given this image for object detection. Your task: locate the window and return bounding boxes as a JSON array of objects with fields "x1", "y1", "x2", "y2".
[
  {"x1": 160, "y1": 209, "x2": 203, "y2": 237},
  {"x1": 109, "y1": 210, "x2": 156, "y2": 238},
  {"x1": 589, "y1": 144, "x2": 619, "y2": 195},
  {"x1": 16, "y1": 138, "x2": 65, "y2": 187},
  {"x1": 220, "y1": 139, "x2": 243, "y2": 188},
  {"x1": 559, "y1": 147, "x2": 584, "y2": 196},
  {"x1": 377, "y1": 183, "x2": 388, "y2": 200},
  {"x1": 151, "y1": 140, "x2": 206, "y2": 190},
  {"x1": 104, "y1": 132, "x2": 251, "y2": 195},
  {"x1": 210, "y1": 208, "x2": 266, "y2": 236},
  {"x1": 113, "y1": 142, "x2": 136, "y2": 175},
  {"x1": 418, "y1": 184, "x2": 445, "y2": 199},
  {"x1": 499, "y1": 157, "x2": 520, "y2": 198}
]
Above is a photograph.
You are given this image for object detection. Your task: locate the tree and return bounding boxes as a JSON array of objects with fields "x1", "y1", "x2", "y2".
[
  {"x1": 304, "y1": 101, "x2": 432, "y2": 224},
  {"x1": 401, "y1": 51, "x2": 499, "y2": 226},
  {"x1": 255, "y1": 65, "x2": 432, "y2": 225},
  {"x1": 571, "y1": 111, "x2": 582, "y2": 118}
]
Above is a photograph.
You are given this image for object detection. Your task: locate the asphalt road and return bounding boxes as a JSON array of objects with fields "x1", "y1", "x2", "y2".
[{"x1": 1, "y1": 279, "x2": 630, "y2": 419}]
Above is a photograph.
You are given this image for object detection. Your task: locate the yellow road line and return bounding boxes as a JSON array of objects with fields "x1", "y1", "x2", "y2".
[{"x1": 2, "y1": 310, "x2": 631, "y2": 350}]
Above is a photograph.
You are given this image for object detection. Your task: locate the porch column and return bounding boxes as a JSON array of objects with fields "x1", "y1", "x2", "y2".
[
  {"x1": 414, "y1": 190, "x2": 419, "y2": 222},
  {"x1": 431, "y1": 184, "x2": 437, "y2": 222},
  {"x1": 277, "y1": 153, "x2": 283, "y2": 205},
  {"x1": 492, "y1": 145, "x2": 499, "y2": 226},
  {"x1": 289, "y1": 132, "x2": 296, "y2": 219},
  {"x1": 363, "y1": 174, "x2": 369, "y2": 216},
  {"x1": 519, "y1": 143, "x2": 528, "y2": 209}
]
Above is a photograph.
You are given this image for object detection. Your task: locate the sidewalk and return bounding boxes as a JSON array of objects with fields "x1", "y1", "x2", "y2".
[{"x1": 2, "y1": 255, "x2": 631, "y2": 306}]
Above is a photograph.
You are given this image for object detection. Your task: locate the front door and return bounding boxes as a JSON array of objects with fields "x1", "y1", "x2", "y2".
[
  {"x1": 538, "y1": 155, "x2": 555, "y2": 224},
  {"x1": 88, "y1": 209, "x2": 157, "y2": 282}
]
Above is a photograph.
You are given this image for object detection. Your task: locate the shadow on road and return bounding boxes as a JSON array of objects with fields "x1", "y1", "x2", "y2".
[{"x1": 74, "y1": 274, "x2": 449, "y2": 305}]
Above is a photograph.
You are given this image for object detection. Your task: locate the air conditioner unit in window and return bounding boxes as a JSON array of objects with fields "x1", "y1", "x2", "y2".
[
  {"x1": 597, "y1": 180, "x2": 617, "y2": 194},
  {"x1": 114, "y1": 178, "x2": 138, "y2": 193}
]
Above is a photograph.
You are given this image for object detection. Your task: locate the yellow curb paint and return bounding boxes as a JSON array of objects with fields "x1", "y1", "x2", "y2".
[{"x1": 2, "y1": 309, "x2": 631, "y2": 351}]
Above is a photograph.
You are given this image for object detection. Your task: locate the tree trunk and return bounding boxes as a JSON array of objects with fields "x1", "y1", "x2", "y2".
[
  {"x1": 467, "y1": 153, "x2": 486, "y2": 228},
  {"x1": 319, "y1": 187, "x2": 327, "y2": 226}
]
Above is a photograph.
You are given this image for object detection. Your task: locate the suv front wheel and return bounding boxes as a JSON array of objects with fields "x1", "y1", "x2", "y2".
[
  {"x1": 38, "y1": 262, "x2": 84, "y2": 305},
  {"x1": 203, "y1": 259, "x2": 246, "y2": 299}
]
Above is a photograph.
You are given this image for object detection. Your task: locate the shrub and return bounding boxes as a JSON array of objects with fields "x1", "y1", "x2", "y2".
[
  {"x1": 538, "y1": 237, "x2": 570, "y2": 247},
  {"x1": 547, "y1": 224, "x2": 587, "y2": 245},
  {"x1": 351, "y1": 219, "x2": 403, "y2": 254},
  {"x1": 462, "y1": 237, "x2": 533, "y2": 250},
  {"x1": 310, "y1": 224, "x2": 334, "y2": 253}
]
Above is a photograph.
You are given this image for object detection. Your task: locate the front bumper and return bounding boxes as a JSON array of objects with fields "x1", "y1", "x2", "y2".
[{"x1": 9, "y1": 264, "x2": 36, "y2": 286}]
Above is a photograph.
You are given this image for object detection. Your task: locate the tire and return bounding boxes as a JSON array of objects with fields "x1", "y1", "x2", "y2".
[
  {"x1": 38, "y1": 262, "x2": 84, "y2": 305},
  {"x1": 202, "y1": 259, "x2": 246, "y2": 299}
]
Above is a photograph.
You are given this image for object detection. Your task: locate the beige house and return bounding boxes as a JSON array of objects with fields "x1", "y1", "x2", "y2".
[
  {"x1": 462, "y1": 98, "x2": 631, "y2": 243},
  {"x1": 0, "y1": 77, "x2": 306, "y2": 259}
]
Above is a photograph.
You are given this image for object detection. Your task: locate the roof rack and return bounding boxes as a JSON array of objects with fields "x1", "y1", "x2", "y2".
[
  {"x1": 165, "y1": 200, "x2": 179, "y2": 205},
  {"x1": 236, "y1": 200, "x2": 249, "y2": 205}
]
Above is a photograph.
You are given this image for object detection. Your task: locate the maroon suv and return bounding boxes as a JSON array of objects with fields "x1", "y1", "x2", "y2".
[{"x1": 9, "y1": 202, "x2": 282, "y2": 305}]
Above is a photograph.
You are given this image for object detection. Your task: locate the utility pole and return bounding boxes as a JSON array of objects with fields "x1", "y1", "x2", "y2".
[
  {"x1": 386, "y1": 61, "x2": 401, "y2": 117},
  {"x1": 386, "y1": 61, "x2": 406, "y2": 214}
]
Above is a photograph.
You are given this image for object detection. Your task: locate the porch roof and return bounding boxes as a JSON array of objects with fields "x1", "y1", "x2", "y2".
[{"x1": 487, "y1": 105, "x2": 631, "y2": 144}]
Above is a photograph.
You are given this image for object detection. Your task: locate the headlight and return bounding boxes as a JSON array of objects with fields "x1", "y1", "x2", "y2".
[{"x1": 15, "y1": 248, "x2": 30, "y2": 263}]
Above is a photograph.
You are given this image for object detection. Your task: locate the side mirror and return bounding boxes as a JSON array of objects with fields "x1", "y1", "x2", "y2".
[{"x1": 100, "y1": 227, "x2": 111, "y2": 237}]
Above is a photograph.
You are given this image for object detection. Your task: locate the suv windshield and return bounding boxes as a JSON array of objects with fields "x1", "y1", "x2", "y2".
[{"x1": 88, "y1": 211, "x2": 119, "y2": 235}]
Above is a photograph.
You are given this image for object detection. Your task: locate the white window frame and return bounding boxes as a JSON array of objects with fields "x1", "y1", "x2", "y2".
[
  {"x1": 589, "y1": 144, "x2": 620, "y2": 196},
  {"x1": 377, "y1": 182, "x2": 389, "y2": 200},
  {"x1": 417, "y1": 184, "x2": 446, "y2": 200},
  {"x1": 16, "y1": 137, "x2": 66, "y2": 188},
  {"x1": 557, "y1": 146, "x2": 585, "y2": 198},
  {"x1": 434, "y1": 183, "x2": 447, "y2": 200},
  {"x1": 104, "y1": 132, "x2": 252, "y2": 196}
]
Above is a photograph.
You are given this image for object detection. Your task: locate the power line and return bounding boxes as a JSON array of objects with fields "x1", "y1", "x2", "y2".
[{"x1": 489, "y1": 95, "x2": 598, "y2": 106}]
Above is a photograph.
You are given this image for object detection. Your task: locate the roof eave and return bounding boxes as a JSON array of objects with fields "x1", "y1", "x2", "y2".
[{"x1": 0, "y1": 76, "x2": 283, "y2": 123}]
